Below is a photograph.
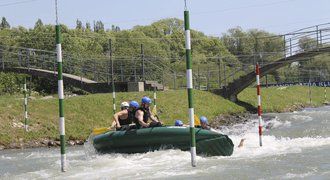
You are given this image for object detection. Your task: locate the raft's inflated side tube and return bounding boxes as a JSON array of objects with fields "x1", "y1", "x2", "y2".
[{"x1": 93, "y1": 126, "x2": 234, "y2": 156}]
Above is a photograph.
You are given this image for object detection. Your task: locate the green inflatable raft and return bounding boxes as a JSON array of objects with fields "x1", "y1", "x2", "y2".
[{"x1": 93, "y1": 126, "x2": 234, "y2": 156}]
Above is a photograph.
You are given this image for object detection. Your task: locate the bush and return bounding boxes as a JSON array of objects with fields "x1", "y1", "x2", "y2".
[{"x1": 0, "y1": 72, "x2": 28, "y2": 95}]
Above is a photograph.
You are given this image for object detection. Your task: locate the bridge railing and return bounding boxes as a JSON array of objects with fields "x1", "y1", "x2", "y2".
[
  {"x1": 221, "y1": 23, "x2": 330, "y2": 90},
  {"x1": 282, "y1": 23, "x2": 330, "y2": 57},
  {"x1": 0, "y1": 45, "x2": 175, "y2": 87}
]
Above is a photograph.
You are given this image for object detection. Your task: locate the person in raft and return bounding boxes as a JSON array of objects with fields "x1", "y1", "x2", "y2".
[
  {"x1": 174, "y1": 117, "x2": 210, "y2": 129},
  {"x1": 174, "y1": 120, "x2": 184, "y2": 126},
  {"x1": 134, "y1": 96, "x2": 162, "y2": 128},
  {"x1": 111, "y1": 101, "x2": 139, "y2": 131},
  {"x1": 197, "y1": 116, "x2": 247, "y2": 147},
  {"x1": 198, "y1": 116, "x2": 211, "y2": 130}
]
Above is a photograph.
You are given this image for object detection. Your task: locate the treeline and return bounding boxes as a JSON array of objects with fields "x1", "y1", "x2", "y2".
[
  {"x1": 0, "y1": 17, "x2": 282, "y2": 63},
  {"x1": 0, "y1": 17, "x2": 329, "y2": 86}
]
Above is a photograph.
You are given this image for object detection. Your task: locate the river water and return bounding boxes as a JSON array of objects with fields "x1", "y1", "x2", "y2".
[{"x1": 1, "y1": 106, "x2": 329, "y2": 179}]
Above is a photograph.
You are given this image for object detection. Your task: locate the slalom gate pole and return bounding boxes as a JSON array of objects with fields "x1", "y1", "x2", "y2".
[
  {"x1": 308, "y1": 69, "x2": 312, "y2": 105},
  {"x1": 153, "y1": 86, "x2": 157, "y2": 108},
  {"x1": 109, "y1": 39, "x2": 116, "y2": 115},
  {"x1": 23, "y1": 78, "x2": 28, "y2": 131},
  {"x1": 256, "y1": 63, "x2": 263, "y2": 147},
  {"x1": 324, "y1": 85, "x2": 327, "y2": 104},
  {"x1": 184, "y1": 1, "x2": 196, "y2": 167},
  {"x1": 55, "y1": 0, "x2": 66, "y2": 172},
  {"x1": 309, "y1": 81, "x2": 312, "y2": 105}
]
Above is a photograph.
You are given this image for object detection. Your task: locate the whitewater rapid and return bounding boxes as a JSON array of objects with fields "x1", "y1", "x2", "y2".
[{"x1": 1, "y1": 106, "x2": 329, "y2": 179}]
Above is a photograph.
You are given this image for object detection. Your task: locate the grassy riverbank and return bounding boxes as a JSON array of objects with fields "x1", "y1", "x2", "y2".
[{"x1": 0, "y1": 86, "x2": 328, "y2": 147}]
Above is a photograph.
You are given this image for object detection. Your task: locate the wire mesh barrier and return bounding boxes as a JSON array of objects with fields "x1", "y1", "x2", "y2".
[{"x1": 0, "y1": 23, "x2": 330, "y2": 93}]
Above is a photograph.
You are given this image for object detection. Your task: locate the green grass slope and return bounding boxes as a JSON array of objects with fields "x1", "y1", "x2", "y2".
[{"x1": 0, "y1": 86, "x2": 327, "y2": 146}]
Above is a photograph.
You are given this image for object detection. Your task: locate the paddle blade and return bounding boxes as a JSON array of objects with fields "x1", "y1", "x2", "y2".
[
  {"x1": 92, "y1": 127, "x2": 109, "y2": 135},
  {"x1": 194, "y1": 114, "x2": 201, "y2": 126},
  {"x1": 152, "y1": 105, "x2": 158, "y2": 116}
]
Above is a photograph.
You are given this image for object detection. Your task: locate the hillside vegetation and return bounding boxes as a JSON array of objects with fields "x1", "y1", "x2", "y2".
[{"x1": 0, "y1": 86, "x2": 328, "y2": 146}]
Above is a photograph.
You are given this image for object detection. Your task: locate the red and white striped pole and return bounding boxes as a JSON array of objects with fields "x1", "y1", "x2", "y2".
[
  {"x1": 324, "y1": 85, "x2": 327, "y2": 104},
  {"x1": 256, "y1": 63, "x2": 263, "y2": 147}
]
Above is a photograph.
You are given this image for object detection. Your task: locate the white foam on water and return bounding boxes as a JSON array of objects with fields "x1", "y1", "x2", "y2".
[
  {"x1": 213, "y1": 112, "x2": 330, "y2": 160},
  {"x1": 29, "y1": 169, "x2": 54, "y2": 179},
  {"x1": 0, "y1": 155, "x2": 13, "y2": 160},
  {"x1": 229, "y1": 134, "x2": 330, "y2": 159},
  {"x1": 3, "y1": 106, "x2": 330, "y2": 179},
  {"x1": 62, "y1": 150, "x2": 206, "y2": 179},
  {"x1": 271, "y1": 119, "x2": 291, "y2": 128},
  {"x1": 217, "y1": 115, "x2": 287, "y2": 136},
  {"x1": 12, "y1": 147, "x2": 85, "y2": 161},
  {"x1": 282, "y1": 171, "x2": 315, "y2": 179},
  {"x1": 264, "y1": 116, "x2": 291, "y2": 129},
  {"x1": 290, "y1": 114, "x2": 313, "y2": 122},
  {"x1": 5, "y1": 134, "x2": 330, "y2": 180},
  {"x1": 83, "y1": 135, "x2": 97, "y2": 160}
]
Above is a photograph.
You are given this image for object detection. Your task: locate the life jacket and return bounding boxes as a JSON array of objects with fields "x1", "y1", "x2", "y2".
[
  {"x1": 133, "y1": 106, "x2": 150, "y2": 128},
  {"x1": 196, "y1": 125, "x2": 211, "y2": 130},
  {"x1": 118, "y1": 110, "x2": 133, "y2": 125}
]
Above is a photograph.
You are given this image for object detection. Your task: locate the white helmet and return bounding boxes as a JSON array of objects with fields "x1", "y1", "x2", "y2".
[{"x1": 120, "y1": 102, "x2": 129, "y2": 108}]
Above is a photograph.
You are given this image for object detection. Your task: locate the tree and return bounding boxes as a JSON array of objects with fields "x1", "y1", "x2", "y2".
[
  {"x1": 85, "y1": 22, "x2": 91, "y2": 31},
  {"x1": 76, "y1": 19, "x2": 83, "y2": 30},
  {"x1": 0, "y1": 17, "x2": 10, "y2": 29},
  {"x1": 115, "y1": 26, "x2": 120, "y2": 32},
  {"x1": 153, "y1": 18, "x2": 183, "y2": 35},
  {"x1": 111, "y1": 25, "x2": 121, "y2": 32},
  {"x1": 221, "y1": 27, "x2": 247, "y2": 55},
  {"x1": 34, "y1": 19, "x2": 43, "y2": 29},
  {"x1": 94, "y1": 20, "x2": 105, "y2": 32}
]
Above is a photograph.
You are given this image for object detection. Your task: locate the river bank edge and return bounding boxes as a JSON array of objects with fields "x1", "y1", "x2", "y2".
[{"x1": 2, "y1": 102, "x2": 324, "y2": 150}]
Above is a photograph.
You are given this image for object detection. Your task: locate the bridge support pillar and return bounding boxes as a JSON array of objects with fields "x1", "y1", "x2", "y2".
[{"x1": 128, "y1": 82, "x2": 144, "y2": 92}]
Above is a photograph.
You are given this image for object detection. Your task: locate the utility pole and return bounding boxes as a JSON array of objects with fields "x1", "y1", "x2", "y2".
[
  {"x1": 309, "y1": 70, "x2": 312, "y2": 105},
  {"x1": 27, "y1": 49, "x2": 30, "y2": 71},
  {"x1": 133, "y1": 57, "x2": 137, "y2": 82},
  {"x1": 141, "y1": 44, "x2": 145, "y2": 81},
  {"x1": 197, "y1": 65, "x2": 200, "y2": 90},
  {"x1": 18, "y1": 49, "x2": 22, "y2": 66},
  {"x1": 120, "y1": 61, "x2": 124, "y2": 82},
  {"x1": 109, "y1": 39, "x2": 116, "y2": 115},
  {"x1": 218, "y1": 56, "x2": 221, "y2": 88},
  {"x1": 207, "y1": 66, "x2": 210, "y2": 91},
  {"x1": 223, "y1": 63, "x2": 227, "y2": 86},
  {"x1": 173, "y1": 71, "x2": 177, "y2": 90}
]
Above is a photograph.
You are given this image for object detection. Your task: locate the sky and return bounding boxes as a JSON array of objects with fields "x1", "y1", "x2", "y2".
[{"x1": 1, "y1": 0, "x2": 330, "y2": 36}]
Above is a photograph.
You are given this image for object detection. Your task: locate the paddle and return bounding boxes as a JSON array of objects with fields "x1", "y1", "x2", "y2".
[
  {"x1": 92, "y1": 127, "x2": 111, "y2": 135},
  {"x1": 194, "y1": 114, "x2": 201, "y2": 126},
  {"x1": 151, "y1": 105, "x2": 160, "y2": 120}
]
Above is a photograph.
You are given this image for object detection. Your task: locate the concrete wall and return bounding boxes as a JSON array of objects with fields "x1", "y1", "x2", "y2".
[{"x1": 128, "y1": 82, "x2": 144, "y2": 92}]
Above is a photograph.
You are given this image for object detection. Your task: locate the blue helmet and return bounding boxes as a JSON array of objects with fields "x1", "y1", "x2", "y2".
[
  {"x1": 200, "y1": 116, "x2": 208, "y2": 124},
  {"x1": 129, "y1": 101, "x2": 139, "y2": 109},
  {"x1": 141, "y1": 96, "x2": 152, "y2": 104},
  {"x1": 175, "y1": 120, "x2": 183, "y2": 126}
]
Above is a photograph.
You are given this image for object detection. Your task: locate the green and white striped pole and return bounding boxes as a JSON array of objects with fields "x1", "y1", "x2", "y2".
[
  {"x1": 55, "y1": 0, "x2": 66, "y2": 172},
  {"x1": 109, "y1": 39, "x2": 116, "y2": 115},
  {"x1": 153, "y1": 87, "x2": 157, "y2": 107},
  {"x1": 184, "y1": 1, "x2": 196, "y2": 167},
  {"x1": 23, "y1": 78, "x2": 28, "y2": 131}
]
